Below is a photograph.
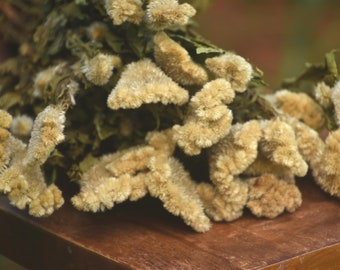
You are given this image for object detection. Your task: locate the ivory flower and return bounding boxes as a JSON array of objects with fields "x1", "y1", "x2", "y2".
[
  {"x1": 0, "y1": 106, "x2": 65, "y2": 216},
  {"x1": 205, "y1": 52, "x2": 253, "y2": 92},
  {"x1": 273, "y1": 90, "x2": 325, "y2": 129},
  {"x1": 72, "y1": 129, "x2": 211, "y2": 232},
  {"x1": 105, "y1": 0, "x2": 144, "y2": 25},
  {"x1": 331, "y1": 81, "x2": 340, "y2": 127},
  {"x1": 146, "y1": 0, "x2": 196, "y2": 30},
  {"x1": 173, "y1": 79, "x2": 234, "y2": 155},
  {"x1": 82, "y1": 53, "x2": 121, "y2": 86},
  {"x1": 107, "y1": 59, "x2": 189, "y2": 109},
  {"x1": 314, "y1": 81, "x2": 332, "y2": 108},
  {"x1": 153, "y1": 32, "x2": 208, "y2": 85},
  {"x1": 246, "y1": 174, "x2": 302, "y2": 218},
  {"x1": 10, "y1": 115, "x2": 34, "y2": 137}
]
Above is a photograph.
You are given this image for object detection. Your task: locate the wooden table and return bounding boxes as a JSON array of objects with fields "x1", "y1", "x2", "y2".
[{"x1": 0, "y1": 178, "x2": 339, "y2": 270}]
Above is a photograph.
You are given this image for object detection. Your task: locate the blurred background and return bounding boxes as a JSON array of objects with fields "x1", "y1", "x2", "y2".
[{"x1": 195, "y1": 0, "x2": 340, "y2": 88}]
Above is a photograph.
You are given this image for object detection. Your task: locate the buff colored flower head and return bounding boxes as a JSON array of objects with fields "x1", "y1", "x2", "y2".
[
  {"x1": 10, "y1": 115, "x2": 34, "y2": 137},
  {"x1": 105, "y1": 0, "x2": 144, "y2": 25},
  {"x1": 153, "y1": 32, "x2": 208, "y2": 85},
  {"x1": 24, "y1": 105, "x2": 66, "y2": 166},
  {"x1": 331, "y1": 81, "x2": 340, "y2": 127},
  {"x1": 82, "y1": 53, "x2": 122, "y2": 86},
  {"x1": 205, "y1": 52, "x2": 253, "y2": 92},
  {"x1": 314, "y1": 81, "x2": 332, "y2": 108},
  {"x1": 273, "y1": 90, "x2": 325, "y2": 130},
  {"x1": 246, "y1": 174, "x2": 302, "y2": 218},
  {"x1": 107, "y1": 58, "x2": 189, "y2": 109},
  {"x1": 146, "y1": 0, "x2": 196, "y2": 30},
  {"x1": 0, "y1": 110, "x2": 12, "y2": 129},
  {"x1": 311, "y1": 130, "x2": 340, "y2": 198},
  {"x1": 173, "y1": 79, "x2": 234, "y2": 155},
  {"x1": 259, "y1": 118, "x2": 308, "y2": 178}
]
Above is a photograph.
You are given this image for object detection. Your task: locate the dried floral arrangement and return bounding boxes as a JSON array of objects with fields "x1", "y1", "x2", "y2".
[{"x1": 0, "y1": 0, "x2": 339, "y2": 232}]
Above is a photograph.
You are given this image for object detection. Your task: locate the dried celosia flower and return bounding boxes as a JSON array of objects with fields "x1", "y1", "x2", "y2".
[
  {"x1": 146, "y1": 0, "x2": 196, "y2": 30},
  {"x1": 205, "y1": 52, "x2": 253, "y2": 92},
  {"x1": 72, "y1": 129, "x2": 211, "y2": 232},
  {"x1": 107, "y1": 58, "x2": 189, "y2": 109},
  {"x1": 331, "y1": 81, "x2": 340, "y2": 127},
  {"x1": 24, "y1": 105, "x2": 66, "y2": 166},
  {"x1": 173, "y1": 79, "x2": 234, "y2": 155},
  {"x1": 147, "y1": 155, "x2": 211, "y2": 232},
  {"x1": 153, "y1": 31, "x2": 208, "y2": 85},
  {"x1": 246, "y1": 174, "x2": 302, "y2": 218},
  {"x1": 105, "y1": 0, "x2": 144, "y2": 25},
  {"x1": 273, "y1": 90, "x2": 325, "y2": 130},
  {"x1": 314, "y1": 81, "x2": 332, "y2": 108},
  {"x1": 312, "y1": 130, "x2": 340, "y2": 198},
  {"x1": 0, "y1": 110, "x2": 12, "y2": 128},
  {"x1": 10, "y1": 115, "x2": 34, "y2": 137},
  {"x1": 196, "y1": 179, "x2": 248, "y2": 222},
  {"x1": 259, "y1": 118, "x2": 308, "y2": 178},
  {"x1": 82, "y1": 53, "x2": 121, "y2": 86}
]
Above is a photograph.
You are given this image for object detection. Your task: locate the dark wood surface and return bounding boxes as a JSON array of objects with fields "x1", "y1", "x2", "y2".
[{"x1": 0, "y1": 178, "x2": 339, "y2": 270}]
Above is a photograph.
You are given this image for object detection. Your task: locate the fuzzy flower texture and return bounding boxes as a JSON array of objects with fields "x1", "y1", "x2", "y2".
[{"x1": 0, "y1": 0, "x2": 339, "y2": 232}]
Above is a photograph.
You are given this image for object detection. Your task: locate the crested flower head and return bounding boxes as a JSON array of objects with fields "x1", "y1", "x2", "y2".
[
  {"x1": 146, "y1": 0, "x2": 196, "y2": 30},
  {"x1": 10, "y1": 115, "x2": 34, "y2": 137},
  {"x1": 105, "y1": 0, "x2": 144, "y2": 25},
  {"x1": 0, "y1": 110, "x2": 12, "y2": 129},
  {"x1": 82, "y1": 53, "x2": 121, "y2": 86},
  {"x1": 153, "y1": 31, "x2": 208, "y2": 85},
  {"x1": 274, "y1": 90, "x2": 325, "y2": 130},
  {"x1": 173, "y1": 79, "x2": 234, "y2": 155},
  {"x1": 314, "y1": 81, "x2": 332, "y2": 108},
  {"x1": 107, "y1": 58, "x2": 189, "y2": 109},
  {"x1": 205, "y1": 52, "x2": 253, "y2": 92},
  {"x1": 24, "y1": 105, "x2": 66, "y2": 166},
  {"x1": 331, "y1": 80, "x2": 340, "y2": 127}
]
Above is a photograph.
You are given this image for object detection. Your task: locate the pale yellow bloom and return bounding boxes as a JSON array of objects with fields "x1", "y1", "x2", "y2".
[
  {"x1": 173, "y1": 79, "x2": 234, "y2": 155},
  {"x1": 146, "y1": 0, "x2": 196, "y2": 30},
  {"x1": 312, "y1": 130, "x2": 340, "y2": 198},
  {"x1": 246, "y1": 174, "x2": 302, "y2": 218},
  {"x1": 82, "y1": 53, "x2": 121, "y2": 85},
  {"x1": 0, "y1": 110, "x2": 12, "y2": 128},
  {"x1": 86, "y1": 22, "x2": 108, "y2": 41},
  {"x1": 25, "y1": 105, "x2": 66, "y2": 166},
  {"x1": 153, "y1": 32, "x2": 208, "y2": 85},
  {"x1": 205, "y1": 52, "x2": 253, "y2": 92},
  {"x1": 331, "y1": 81, "x2": 340, "y2": 127},
  {"x1": 107, "y1": 58, "x2": 189, "y2": 109},
  {"x1": 259, "y1": 118, "x2": 308, "y2": 178},
  {"x1": 10, "y1": 115, "x2": 34, "y2": 137},
  {"x1": 196, "y1": 179, "x2": 248, "y2": 222},
  {"x1": 314, "y1": 81, "x2": 332, "y2": 108},
  {"x1": 273, "y1": 90, "x2": 325, "y2": 130},
  {"x1": 105, "y1": 0, "x2": 144, "y2": 25}
]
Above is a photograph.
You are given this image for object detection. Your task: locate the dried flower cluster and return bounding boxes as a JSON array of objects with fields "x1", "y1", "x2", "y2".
[{"x1": 0, "y1": 0, "x2": 339, "y2": 232}]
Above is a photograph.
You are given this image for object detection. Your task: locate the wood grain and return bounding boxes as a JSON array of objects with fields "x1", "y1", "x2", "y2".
[{"x1": 0, "y1": 178, "x2": 339, "y2": 270}]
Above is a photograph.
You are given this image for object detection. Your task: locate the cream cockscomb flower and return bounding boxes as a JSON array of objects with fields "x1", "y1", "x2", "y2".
[
  {"x1": 10, "y1": 115, "x2": 34, "y2": 137},
  {"x1": 153, "y1": 32, "x2": 208, "y2": 86},
  {"x1": 314, "y1": 81, "x2": 332, "y2": 109},
  {"x1": 0, "y1": 106, "x2": 65, "y2": 216},
  {"x1": 82, "y1": 53, "x2": 121, "y2": 86},
  {"x1": 146, "y1": 0, "x2": 196, "y2": 30},
  {"x1": 72, "y1": 129, "x2": 211, "y2": 232},
  {"x1": 107, "y1": 58, "x2": 189, "y2": 109},
  {"x1": 205, "y1": 52, "x2": 253, "y2": 92},
  {"x1": 105, "y1": 0, "x2": 144, "y2": 25},
  {"x1": 173, "y1": 79, "x2": 235, "y2": 155},
  {"x1": 273, "y1": 90, "x2": 325, "y2": 130},
  {"x1": 246, "y1": 174, "x2": 302, "y2": 218}
]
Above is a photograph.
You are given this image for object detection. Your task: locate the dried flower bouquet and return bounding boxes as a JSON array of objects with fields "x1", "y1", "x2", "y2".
[{"x1": 0, "y1": 0, "x2": 339, "y2": 232}]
